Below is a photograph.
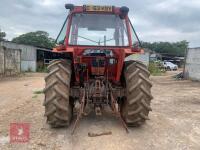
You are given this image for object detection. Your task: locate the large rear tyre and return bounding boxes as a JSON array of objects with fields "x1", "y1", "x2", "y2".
[
  {"x1": 121, "y1": 60, "x2": 153, "y2": 126},
  {"x1": 43, "y1": 60, "x2": 73, "y2": 127}
]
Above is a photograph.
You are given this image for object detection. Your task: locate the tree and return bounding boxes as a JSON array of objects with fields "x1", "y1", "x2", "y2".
[
  {"x1": 0, "y1": 30, "x2": 6, "y2": 41},
  {"x1": 12, "y1": 31, "x2": 55, "y2": 49},
  {"x1": 141, "y1": 41, "x2": 188, "y2": 57}
]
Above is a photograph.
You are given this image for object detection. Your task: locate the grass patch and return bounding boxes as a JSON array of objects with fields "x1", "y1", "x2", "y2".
[
  {"x1": 37, "y1": 66, "x2": 48, "y2": 73},
  {"x1": 148, "y1": 62, "x2": 165, "y2": 76},
  {"x1": 32, "y1": 95, "x2": 38, "y2": 98},
  {"x1": 33, "y1": 90, "x2": 43, "y2": 94}
]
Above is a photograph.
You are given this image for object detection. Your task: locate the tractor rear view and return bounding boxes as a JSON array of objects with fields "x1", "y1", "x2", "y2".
[{"x1": 43, "y1": 4, "x2": 153, "y2": 133}]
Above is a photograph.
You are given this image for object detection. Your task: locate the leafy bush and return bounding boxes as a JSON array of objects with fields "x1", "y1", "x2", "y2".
[
  {"x1": 33, "y1": 90, "x2": 43, "y2": 94},
  {"x1": 148, "y1": 61, "x2": 165, "y2": 76},
  {"x1": 12, "y1": 31, "x2": 55, "y2": 49}
]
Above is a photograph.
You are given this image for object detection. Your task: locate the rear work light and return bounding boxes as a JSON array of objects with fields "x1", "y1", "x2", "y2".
[{"x1": 65, "y1": 4, "x2": 74, "y2": 10}]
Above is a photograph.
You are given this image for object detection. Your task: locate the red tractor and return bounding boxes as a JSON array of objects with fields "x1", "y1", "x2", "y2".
[{"x1": 43, "y1": 4, "x2": 153, "y2": 133}]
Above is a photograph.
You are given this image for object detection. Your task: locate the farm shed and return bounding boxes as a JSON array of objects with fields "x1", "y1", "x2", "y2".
[
  {"x1": 36, "y1": 47, "x2": 68, "y2": 69},
  {"x1": 184, "y1": 48, "x2": 200, "y2": 81},
  {"x1": 161, "y1": 53, "x2": 185, "y2": 67},
  {"x1": 0, "y1": 41, "x2": 64, "y2": 72},
  {"x1": 0, "y1": 41, "x2": 37, "y2": 71},
  {"x1": 0, "y1": 46, "x2": 21, "y2": 76}
]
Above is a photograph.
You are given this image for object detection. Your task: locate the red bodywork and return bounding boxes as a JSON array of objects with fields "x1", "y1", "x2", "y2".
[{"x1": 53, "y1": 5, "x2": 142, "y2": 84}]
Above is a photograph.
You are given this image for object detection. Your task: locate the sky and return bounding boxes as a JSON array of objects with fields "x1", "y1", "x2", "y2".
[{"x1": 0, "y1": 0, "x2": 200, "y2": 47}]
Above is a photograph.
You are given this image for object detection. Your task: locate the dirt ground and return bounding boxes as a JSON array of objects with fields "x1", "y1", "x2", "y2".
[{"x1": 0, "y1": 72, "x2": 200, "y2": 150}]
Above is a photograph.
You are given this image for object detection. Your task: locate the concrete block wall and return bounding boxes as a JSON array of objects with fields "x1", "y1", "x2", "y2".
[{"x1": 185, "y1": 48, "x2": 200, "y2": 81}]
